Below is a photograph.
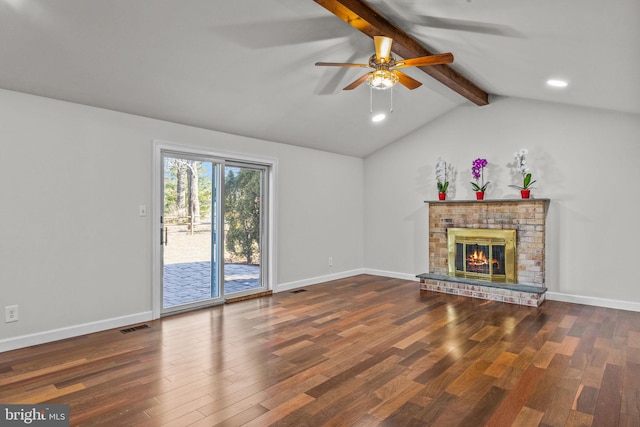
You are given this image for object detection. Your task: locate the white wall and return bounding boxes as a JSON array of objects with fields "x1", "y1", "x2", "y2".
[
  {"x1": 364, "y1": 96, "x2": 640, "y2": 307},
  {"x1": 0, "y1": 89, "x2": 364, "y2": 350}
]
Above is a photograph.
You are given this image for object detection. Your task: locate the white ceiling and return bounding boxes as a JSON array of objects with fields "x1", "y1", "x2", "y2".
[{"x1": 1, "y1": 0, "x2": 639, "y2": 157}]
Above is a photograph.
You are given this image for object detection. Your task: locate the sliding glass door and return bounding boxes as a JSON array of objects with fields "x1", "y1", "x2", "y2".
[{"x1": 159, "y1": 150, "x2": 269, "y2": 314}]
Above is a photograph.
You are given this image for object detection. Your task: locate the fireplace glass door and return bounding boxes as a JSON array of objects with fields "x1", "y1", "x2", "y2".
[
  {"x1": 455, "y1": 242, "x2": 506, "y2": 276},
  {"x1": 447, "y1": 228, "x2": 516, "y2": 283}
]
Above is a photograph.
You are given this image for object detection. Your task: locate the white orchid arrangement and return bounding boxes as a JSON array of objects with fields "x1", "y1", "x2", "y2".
[
  {"x1": 509, "y1": 148, "x2": 536, "y2": 190},
  {"x1": 435, "y1": 158, "x2": 449, "y2": 193}
]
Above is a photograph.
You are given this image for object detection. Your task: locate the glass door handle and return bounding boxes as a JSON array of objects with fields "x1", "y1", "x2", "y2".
[{"x1": 160, "y1": 227, "x2": 168, "y2": 246}]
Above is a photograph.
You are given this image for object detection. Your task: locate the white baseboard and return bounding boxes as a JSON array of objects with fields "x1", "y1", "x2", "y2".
[
  {"x1": 546, "y1": 292, "x2": 640, "y2": 312},
  {"x1": 274, "y1": 269, "x2": 366, "y2": 293},
  {"x1": 0, "y1": 311, "x2": 153, "y2": 353},
  {"x1": 363, "y1": 269, "x2": 420, "y2": 282},
  {"x1": 274, "y1": 269, "x2": 419, "y2": 293}
]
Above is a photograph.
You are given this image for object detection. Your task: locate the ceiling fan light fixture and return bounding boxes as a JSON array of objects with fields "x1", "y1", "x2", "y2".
[{"x1": 366, "y1": 69, "x2": 398, "y2": 90}]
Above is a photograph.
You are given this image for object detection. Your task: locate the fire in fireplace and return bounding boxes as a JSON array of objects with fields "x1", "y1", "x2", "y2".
[
  {"x1": 448, "y1": 228, "x2": 516, "y2": 283},
  {"x1": 462, "y1": 246, "x2": 503, "y2": 274}
]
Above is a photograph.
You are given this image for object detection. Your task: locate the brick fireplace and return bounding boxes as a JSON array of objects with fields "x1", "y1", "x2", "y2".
[{"x1": 418, "y1": 198, "x2": 550, "y2": 306}]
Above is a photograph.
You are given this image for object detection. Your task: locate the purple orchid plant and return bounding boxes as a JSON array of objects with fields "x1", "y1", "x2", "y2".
[{"x1": 470, "y1": 158, "x2": 489, "y2": 192}]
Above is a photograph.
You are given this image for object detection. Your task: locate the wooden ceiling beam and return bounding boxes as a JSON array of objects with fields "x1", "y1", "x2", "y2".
[{"x1": 314, "y1": 0, "x2": 489, "y2": 106}]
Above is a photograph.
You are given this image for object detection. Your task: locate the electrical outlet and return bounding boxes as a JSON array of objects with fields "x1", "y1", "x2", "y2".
[
  {"x1": 329, "y1": 257, "x2": 333, "y2": 266},
  {"x1": 5, "y1": 305, "x2": 18, "y2": 323}
]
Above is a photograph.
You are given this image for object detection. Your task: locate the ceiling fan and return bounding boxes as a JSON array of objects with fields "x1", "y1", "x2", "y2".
[{"x1": 315, "y1": 35, "x2": 453, "y2": 91}]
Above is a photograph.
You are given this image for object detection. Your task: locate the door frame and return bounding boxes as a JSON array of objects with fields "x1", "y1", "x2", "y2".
[{"x1": 151, "y1": 140, "x2": 277, "y2": 319}]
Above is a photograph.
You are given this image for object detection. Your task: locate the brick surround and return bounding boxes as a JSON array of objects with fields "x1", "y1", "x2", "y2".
[{"x1": 420, "y1": 199, "x2": 550, "y2": 306}]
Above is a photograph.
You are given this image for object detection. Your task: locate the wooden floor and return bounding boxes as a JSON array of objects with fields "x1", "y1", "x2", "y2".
[{"x1": 2, "y1": 275, "x2": 640, "y2": 426}]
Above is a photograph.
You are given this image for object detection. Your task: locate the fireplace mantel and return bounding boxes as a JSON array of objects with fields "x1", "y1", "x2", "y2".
[
  {"x1": 424, "y1": 198, "x2": 551, "y2": 204},
  {"x1": 419, "y1": 198, "x2": 550, "y2": 306}
]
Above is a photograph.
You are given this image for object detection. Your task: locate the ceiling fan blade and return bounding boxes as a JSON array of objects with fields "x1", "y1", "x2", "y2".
[
  {"x1": 395, "y1": 53, "x2": 454, "y2": 68},
  {"x1": 392, "y1": 70, "x2": 422, "y2": 90},
  {"x1": 343, "y1": 74, "x2": 369, "y2": 90},
  {"x1": 374, "y1": 35, "x2": 393, "y2": 63},
  {"x1": 213, "y1": 16, "x2": 353, "y2": 48},
  {"x1": 315, "y1": 62, "x2": 370, "y2": 68},
  {"x1": 415, "y1": 15, "x2": 522, "y2": 37}
]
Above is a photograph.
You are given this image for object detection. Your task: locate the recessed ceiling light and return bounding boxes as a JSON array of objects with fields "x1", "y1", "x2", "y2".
[
  {"x1": 371, "y1": 113, "x2": 386, "y2": 122},
  {"x1": 546, "y1": 79, "x2": 568, "y2": 88}
]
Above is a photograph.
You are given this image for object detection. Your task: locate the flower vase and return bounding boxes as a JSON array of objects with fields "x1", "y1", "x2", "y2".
[
  {"x1": 521, "y1": 189, "x2": 530, "y2": 199},
  {"x1": 476, "y1": 191, "x2": 485, "y2": 200},
  {"x1": 438, "y1": 192, "x2": 446, "y2": 201}
]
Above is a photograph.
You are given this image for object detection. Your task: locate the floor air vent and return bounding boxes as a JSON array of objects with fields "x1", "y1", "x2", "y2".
[
  {"x1": 120, "y1": 324, "x2": 150, "y2": 334},
  {"x1": 290, "y1": 289, "x2": 308, "y2": 294}
]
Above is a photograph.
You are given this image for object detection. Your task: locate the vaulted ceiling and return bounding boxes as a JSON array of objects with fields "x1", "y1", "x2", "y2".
[{"x1": 1, "y1": 0, "x2": 638, "y2": 157}]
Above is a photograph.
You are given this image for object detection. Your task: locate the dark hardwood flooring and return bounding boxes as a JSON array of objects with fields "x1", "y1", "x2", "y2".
[{"x1": 1, "y1": 275, "x2": 639, "y2": 426}]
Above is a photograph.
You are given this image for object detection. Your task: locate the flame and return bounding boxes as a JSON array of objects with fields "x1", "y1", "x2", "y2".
[
  {"x1": 468, "y1": 250, "x2": 487, "y2": 265},
  {"x1": 467, "y1": 250, "x2": 500, "y2": 270}
]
